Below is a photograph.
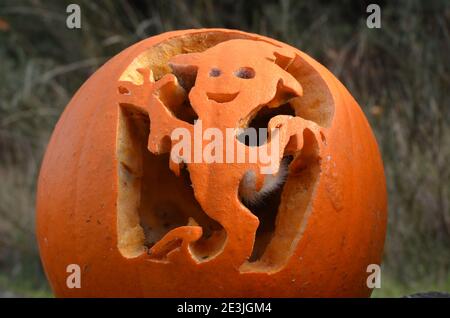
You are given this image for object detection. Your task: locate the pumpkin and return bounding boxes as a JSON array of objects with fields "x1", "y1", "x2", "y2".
[{"x1": 36, "y1": 29, "x2": 387, "y2": 297}]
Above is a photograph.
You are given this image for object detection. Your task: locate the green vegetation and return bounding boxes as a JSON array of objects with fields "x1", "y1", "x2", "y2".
[
  {"x1": 372, "y1": 273, "x2": 450, "y2": 298},
  {"x1": 0, "y1": 273, "x2": 52, "y2": 297},
  {"x1": 0, "y1": 0, "x2": 449, "y2": 297}
]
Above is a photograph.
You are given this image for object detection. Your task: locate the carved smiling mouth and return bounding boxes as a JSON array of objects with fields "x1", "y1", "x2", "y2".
[{"x1": 206, "y1": 92, "x2": 239, "y2": 103}]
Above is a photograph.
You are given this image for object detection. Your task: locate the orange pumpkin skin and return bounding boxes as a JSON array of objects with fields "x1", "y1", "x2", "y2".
[{"x1": 36, "y1": 29, "x2": 387, "y2": 297}]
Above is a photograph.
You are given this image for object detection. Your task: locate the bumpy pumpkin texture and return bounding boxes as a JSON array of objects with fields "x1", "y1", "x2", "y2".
[{"x1": 36, "y1": 29, "x2": 387, "y2": 297}]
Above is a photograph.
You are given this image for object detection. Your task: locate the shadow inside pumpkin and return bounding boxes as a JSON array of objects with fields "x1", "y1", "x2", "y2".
[
  {"x1": 117, "y1": 106, "x2": 226, "y2": 262},
  {"x1": 116, "y1": 34, "x2": 334, "y2": 273}
]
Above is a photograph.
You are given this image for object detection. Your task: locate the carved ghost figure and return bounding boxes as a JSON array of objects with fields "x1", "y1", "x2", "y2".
[{"x1": 117, "y1": 39, "x2": 324, "y2": 270}]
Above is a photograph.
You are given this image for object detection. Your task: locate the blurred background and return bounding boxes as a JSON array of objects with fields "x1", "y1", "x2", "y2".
[{"x1": 0, "y1": 0, "x2": 448, "y2": 297}]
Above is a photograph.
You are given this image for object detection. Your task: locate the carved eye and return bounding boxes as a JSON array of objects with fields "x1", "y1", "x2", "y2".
[
  {"x1": 209, "y1": 68, "x2": 221, "y2": 77},
  {"x1": 235, "y1": 67, "x2": 255, "y2": 79}
]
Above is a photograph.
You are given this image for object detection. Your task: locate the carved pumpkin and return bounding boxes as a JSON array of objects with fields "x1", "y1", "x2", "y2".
[{"x1": 36, "y1": 29, "x2": 387, "y2": 297}]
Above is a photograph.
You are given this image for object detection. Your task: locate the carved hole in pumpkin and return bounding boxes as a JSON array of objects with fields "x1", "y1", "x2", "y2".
[
  {"x1": 169, "y1": 64, "x2": 198, "y2": 92},
  {"x1": 237, "y1": 103, "x2": 295, "y2": 147},
  {"x1": 239, "y1": 155, "x2": 293, "y2": 262},
  {"x1": 118, "y1": 86, "x2": 130, "y2": 95},
  {"x1": 157, "y1": 82, "x2": 199, "y2": 125},
  {"x1": 239, "y1": 129, "x2": 321, "y2": 272},
  {"x1": 117, "y1": 105, "x2": 225, "y2": 260},
  {"x1": 116, "y1": 30, "x2": 335, "y2": 271},
  {"x1": 235, "y1": 67, "x2": 255, "y2": 79},
  {"x1": 165, "y1": 99, "x2": 199, "y2": 125},
  {"x1": 206, "y1": 91, "x2": 239, "y2": 103}
]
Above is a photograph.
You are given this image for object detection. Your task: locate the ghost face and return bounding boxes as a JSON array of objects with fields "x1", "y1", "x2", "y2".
[{"x1": 169, "y1": 39, "x2": 303, "y2": 129}]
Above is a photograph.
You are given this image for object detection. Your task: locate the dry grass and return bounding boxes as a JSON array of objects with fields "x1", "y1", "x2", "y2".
[{"x1": 0, "y1": 0, "x2": 449, "y2": 296}]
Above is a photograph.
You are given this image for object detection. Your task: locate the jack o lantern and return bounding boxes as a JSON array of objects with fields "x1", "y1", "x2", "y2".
[{"x1": 36, "y1": 29, "x2": 387, "y2": 297}]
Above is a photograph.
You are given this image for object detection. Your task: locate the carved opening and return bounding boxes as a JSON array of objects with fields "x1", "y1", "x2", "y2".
[
  {"x1": 240, "y1": 129, "x2": 321, "y2": 272},
  {"x1": 117, "y1": 105, "x2": 225, "y2": 260},
  {"x1": 206, "y1": 91, "x2": 239, "y2": 103},
  {"x1": 234, "y1": 67, "x2": 255, "y2": 79},
  {"x1": 117, "y1": 30, "x2": 335, "y2": 271},
  {"x1": 209, "y1": 68, "x2": 221, "y2": 77},
  {"x1": 154, "y1": 76, "x2": 199, "y2": 125},
  {"x1": 237, "y1": 103, "x2": 296, "y2": 147},
  {"x1": 236, "y1": 53, "x2": 334, "y2": 273},
  {"x1": 240, "y1": 155, "x2": 294, "y2": 262},
  {"x1": 170, "y1": 64, "x2": 198, "y2": 92},
  {"x1": 165, "y1": 99, "x2": 199, "y2": 125}
]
